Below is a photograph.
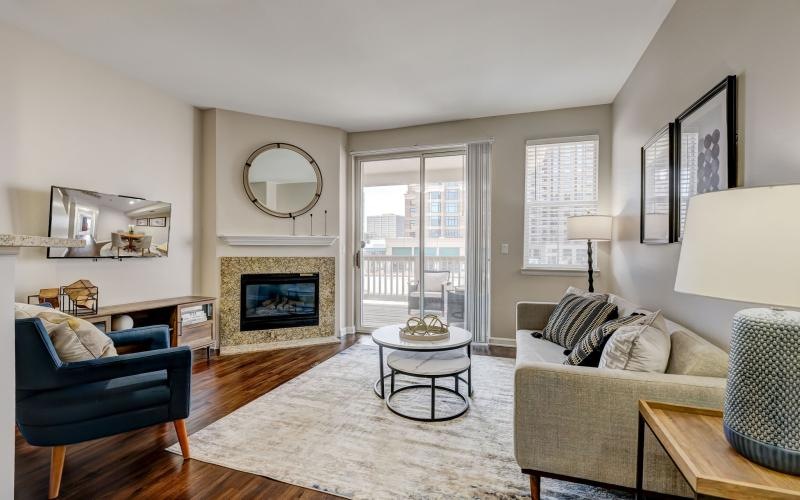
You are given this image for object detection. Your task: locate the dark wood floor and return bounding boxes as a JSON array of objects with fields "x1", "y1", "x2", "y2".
[{"x1": 15, "y1": 335, "x2": 515, "y2": 499}]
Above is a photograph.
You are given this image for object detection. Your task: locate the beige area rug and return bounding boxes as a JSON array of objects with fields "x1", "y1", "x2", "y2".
[{"x1": 168, "y1": 343, "x2": 630, "y2": 499}]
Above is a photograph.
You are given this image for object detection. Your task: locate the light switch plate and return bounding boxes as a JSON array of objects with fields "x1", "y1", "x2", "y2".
[{"x1": 500, "y1": 243, "x2": 509, "y2": 255}]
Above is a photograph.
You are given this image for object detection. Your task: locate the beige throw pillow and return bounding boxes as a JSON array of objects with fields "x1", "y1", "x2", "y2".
[
  {"x1": 15, "y1": 303, "x2": 117, "y2": 362},
  {"x1": 599, "y1": 311, "x2": 670, "y2": 373}
]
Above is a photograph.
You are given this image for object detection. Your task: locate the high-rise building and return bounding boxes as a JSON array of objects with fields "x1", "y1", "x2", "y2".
[{"x1": 366, "y1": 214, "x2": 405, "y2": 239}]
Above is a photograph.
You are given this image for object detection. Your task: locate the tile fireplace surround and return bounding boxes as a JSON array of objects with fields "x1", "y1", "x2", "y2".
[{"x1": 219, "y1": 256, "x2": 336, "y2": 354}]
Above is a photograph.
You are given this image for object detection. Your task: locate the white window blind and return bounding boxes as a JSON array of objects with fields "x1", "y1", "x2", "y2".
[{"x1": 524, "y1": 136, "x2": 599, "y2": 270}]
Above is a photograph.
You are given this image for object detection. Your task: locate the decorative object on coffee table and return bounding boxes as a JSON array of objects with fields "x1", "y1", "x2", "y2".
[
  {"x1": 674, "y1": 75, "x2": 737, "y2": 241},
  {"x1": 566, "y1": 215, "x2": 612, "y2": 292},
  {"x1": 641, "y1": 124, "x2": 675, "y2": 244},
  {"x1": 60, "y1": 279, "x2": 99, "y2": 316},
  {"x1": 399, "y1": 314, "x2": 450, "y2": 341},
  {"x1": 675, "y1": 184, "x2": 800, "y2": 474}
]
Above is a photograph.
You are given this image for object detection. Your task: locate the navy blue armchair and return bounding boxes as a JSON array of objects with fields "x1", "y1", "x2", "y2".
[{"x1": 15, "y1": 318, "x2": 192, "y2": 499}]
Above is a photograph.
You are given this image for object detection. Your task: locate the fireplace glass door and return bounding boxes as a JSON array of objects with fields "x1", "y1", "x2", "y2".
[{"x1": 240, "y1": 273, "x2": 320, "y2": 331}]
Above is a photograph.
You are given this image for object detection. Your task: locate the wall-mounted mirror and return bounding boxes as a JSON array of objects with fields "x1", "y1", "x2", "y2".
[{"x1": 243, "y1": 143, "x2": 322, "y2": 218}]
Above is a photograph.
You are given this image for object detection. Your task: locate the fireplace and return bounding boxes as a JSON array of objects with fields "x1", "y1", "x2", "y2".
[{"x1": 240, "y1": 273, "x2": 320, "y2": 331}]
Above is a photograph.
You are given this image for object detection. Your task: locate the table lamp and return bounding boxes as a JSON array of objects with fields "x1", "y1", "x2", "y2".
[
  {"x1": 675, "y1": 184, "x2": 800, "y2": 474},
  {"x1": 566, "y1": 215, "x2": 612, "y2": 292}
]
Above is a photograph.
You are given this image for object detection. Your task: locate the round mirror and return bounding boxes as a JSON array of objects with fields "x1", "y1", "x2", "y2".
[{"x1": 243, "y1": 143, "x2": 322, "y2": 218}]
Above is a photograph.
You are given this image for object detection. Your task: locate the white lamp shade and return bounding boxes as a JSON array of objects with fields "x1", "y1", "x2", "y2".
[
  {"x1": 675, "y1": 184, "x2": 800, "y2": 308},
  {"x1": 566, "y1": 215, "x2": 613, "y2": 241}
]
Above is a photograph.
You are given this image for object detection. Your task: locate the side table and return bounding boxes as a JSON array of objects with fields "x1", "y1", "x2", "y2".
[{"x1": 637, "y1": 400, "x2": 800, "y2": 499}]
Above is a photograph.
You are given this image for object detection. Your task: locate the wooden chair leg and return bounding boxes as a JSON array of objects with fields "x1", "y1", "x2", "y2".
[
  {"x1": 49, "y1": 446, "x2": 66, "y2": 499},
  {"x1": 529, "y1": 473, "x2": 541, "y2": 500},
  {"x1": 173, "y1": 419, "x2": 190, "y2": 459}
]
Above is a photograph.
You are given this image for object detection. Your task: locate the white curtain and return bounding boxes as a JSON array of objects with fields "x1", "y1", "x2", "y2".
[{"x1": 465, "y1": 141, "x2": 492, "y2": 343}]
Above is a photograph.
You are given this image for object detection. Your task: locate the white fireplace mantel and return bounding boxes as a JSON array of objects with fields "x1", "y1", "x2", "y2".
[{"x1": 218, "y1": 234, "x2": 338, "y2": 246}]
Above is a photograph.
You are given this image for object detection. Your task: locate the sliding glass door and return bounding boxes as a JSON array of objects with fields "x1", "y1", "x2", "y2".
[{"x1": 356, "y1": 150, "x2": 466, "y2": 331}]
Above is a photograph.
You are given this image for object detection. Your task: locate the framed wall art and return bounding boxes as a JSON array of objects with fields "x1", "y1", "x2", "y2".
[
  {"x1": 149, "y1": 217, "x2": 167, "y2": 227},
  {"x1": 674, "y1": 75, "x2": 737, "y2": 241},
  {"x1": 641, "y1": 123, "x2": 674, "y2": 244},
  {"x1": 135, "y1": 218, "x2": 149, "y2": 226}
]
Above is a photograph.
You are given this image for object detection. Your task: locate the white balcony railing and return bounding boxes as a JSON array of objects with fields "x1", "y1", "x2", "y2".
[{"x1": 361, "y1": 255, "x2": 466, "y2": 300}]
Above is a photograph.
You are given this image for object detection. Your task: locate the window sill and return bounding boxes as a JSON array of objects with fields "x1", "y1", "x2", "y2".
[{"x1": 520, "y1": 267, "x2": 595, "y2": 277}]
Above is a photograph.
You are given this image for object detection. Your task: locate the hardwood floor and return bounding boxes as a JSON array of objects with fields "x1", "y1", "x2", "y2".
[{"x1": 14, "y1": 335, "x2": 515, "y2": 499}]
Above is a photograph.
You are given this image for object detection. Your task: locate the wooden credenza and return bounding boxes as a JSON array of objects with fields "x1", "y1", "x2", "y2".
[{"x1": 80, "y1": 296, "x2": 216, "y2": 355}]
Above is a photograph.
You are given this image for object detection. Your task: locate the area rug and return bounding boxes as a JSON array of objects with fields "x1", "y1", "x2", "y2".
[{"x1": 168, "y1": 343, "x2": 630, "y2": 499}]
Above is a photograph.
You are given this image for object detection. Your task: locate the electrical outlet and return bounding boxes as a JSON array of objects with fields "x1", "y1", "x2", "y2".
[{"x1": 500, "y1": 243, "x2": 509, "y2": 255}]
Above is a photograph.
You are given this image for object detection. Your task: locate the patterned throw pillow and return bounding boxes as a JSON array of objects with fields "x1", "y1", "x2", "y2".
[
  {"x1": 562, "y1": 286, "x2": 609, "y2": 303},
  {"x1": 542, "y1": 294, "x2": 618, "y2": 349},
  {"x1": 564, "y1": 314, "x2": 645, "y2": 367}
]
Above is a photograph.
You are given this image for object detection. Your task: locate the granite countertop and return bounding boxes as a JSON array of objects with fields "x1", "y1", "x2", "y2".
[{"x1": 0, "y1": 234, "x2": 85, "y2": 248}]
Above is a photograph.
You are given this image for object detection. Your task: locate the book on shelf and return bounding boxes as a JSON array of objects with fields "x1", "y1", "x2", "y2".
[
  {"x1": 182, "y1": 305, "x2": 204, "y2": 314},
  {"x1": 182, "y1": 316, "x2": 208, "y2": 326}
]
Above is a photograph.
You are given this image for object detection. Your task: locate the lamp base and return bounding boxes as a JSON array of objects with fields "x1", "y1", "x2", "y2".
[{"x1": 724, "y1": 308, "x2": 800, "y2": 475}]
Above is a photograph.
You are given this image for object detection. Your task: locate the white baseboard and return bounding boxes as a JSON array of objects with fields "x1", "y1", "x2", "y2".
[
  {"x1": 488, "y1": 337, "x2": 516, "y2": 348},
  {"x1": 339, "y1": 326, "x2": 356, "y2": 337}
]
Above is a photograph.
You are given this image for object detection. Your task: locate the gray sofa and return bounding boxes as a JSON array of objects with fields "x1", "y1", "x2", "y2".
[{"x1": 513, "y1": 295, "x2": 729, "y2": 499}]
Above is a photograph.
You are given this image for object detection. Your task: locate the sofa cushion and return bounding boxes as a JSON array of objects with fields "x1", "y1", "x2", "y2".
[
  {"x1": 516, "y1": 330, "x2": 569, "y2": 364},
  {"x1": 542, "y1": 294, "x2": 618, "y2": 349},
  {"x1": 564, "y1": 314, "x2": 646, "y2": 367},
  {"x1": 16, "y1": 371, "x2": 169, "y2": 426},
  {"x1": 599, "y1": 312, "x2": 671, "y2": 373},
  {"x1": 15, "y1": 303, "x2": 117, "y2": 362},
  {"x1": 667, "y1": 329, "x2": 728, "y2": 377}
]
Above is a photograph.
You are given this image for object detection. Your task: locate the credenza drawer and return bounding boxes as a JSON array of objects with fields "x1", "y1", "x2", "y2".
[{"x1": 180, "y1": 321, "x2": 214, "y2": 348}]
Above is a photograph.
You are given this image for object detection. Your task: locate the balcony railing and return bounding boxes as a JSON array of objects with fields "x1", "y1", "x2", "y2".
[{"x1": 362, "y1": 255, "x2": 466, "y2": 300}]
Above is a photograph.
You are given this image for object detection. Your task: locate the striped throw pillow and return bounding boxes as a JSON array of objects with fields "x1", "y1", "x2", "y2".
[
  {"x1": 564, "y1": 314, "x2": 645, "y2": 366},
  {"x1": 542, "y1": 294, "x2": 618, "y2": 349}
]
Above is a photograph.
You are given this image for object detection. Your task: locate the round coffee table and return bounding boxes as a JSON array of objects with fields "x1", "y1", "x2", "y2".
[{"x1": 371, "y1": 324, "x2": 472, "y2": 400}]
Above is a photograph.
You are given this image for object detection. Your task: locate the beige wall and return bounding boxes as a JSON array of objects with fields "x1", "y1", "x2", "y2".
[
  {"x1": 348, "y1": 105, "x2": 613, "y2": 341},
  {"x1": 0, "y1": 22, "x2": 201, "y2": 305},
  {"x1": 200, "y1": 109, "x2": 348, "y2": 334},
  {"x1": 610, "y1": 0, "x2": 800, "y2": 348}
]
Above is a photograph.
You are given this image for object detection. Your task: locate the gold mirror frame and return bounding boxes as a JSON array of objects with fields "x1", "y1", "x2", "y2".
[{"x1": 242, "y1": 142, "x2": 323, "y2": 218}]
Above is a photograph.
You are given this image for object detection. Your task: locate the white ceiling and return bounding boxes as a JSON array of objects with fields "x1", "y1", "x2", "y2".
[{"x1": 0, "y1": 0, "x2": 674, "y2": 132}]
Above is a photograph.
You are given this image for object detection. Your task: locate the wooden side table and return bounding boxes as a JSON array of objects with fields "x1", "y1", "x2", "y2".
[{"x1": 637, "y1": 400, "x2": 800, "y2": 500}]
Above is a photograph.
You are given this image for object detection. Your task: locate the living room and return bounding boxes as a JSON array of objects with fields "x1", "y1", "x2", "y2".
[{"x1": 2, "y1": 0, "x2": 799, "y2": 498}]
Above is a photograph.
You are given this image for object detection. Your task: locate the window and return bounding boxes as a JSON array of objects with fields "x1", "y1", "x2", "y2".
[
  {"x1": 430, "y1": 201, "x2": 441, "y2": 213},
  {"x1": 428, "y1": 229, "x2": 441, "y2": 238},
  {"x1": 429, "y1": 191, "x2": 441, "y2": 200},
  {"x1": 445, "y1": 202, "x2": 458, "y2": 213},
  {"x1": 444, "y1": 229, "x2": 461, "y2": 238},
  {"x1": 428, "y1": 216, "x2": 441, "y2": 226},
  {"x1": 445, "y1": 190, "x2": 459, "y2": 200},
  {"x1": 523, "y1": 135, "x2": 599, "y2": 270},
  {"x1": 445, "y1": 216, "x2": 458, "y2": 227}
]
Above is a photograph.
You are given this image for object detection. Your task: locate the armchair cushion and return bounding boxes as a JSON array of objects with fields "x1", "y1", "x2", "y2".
[
  {"x1": 17, "y1": 371, "x2": 169, "y2": 426},
  {"x1": 15, "y1": 302, "x2": 117, "y2": 362},
  {"x1": 541, "y1": 294, "x2": 618, "y2": 349}
]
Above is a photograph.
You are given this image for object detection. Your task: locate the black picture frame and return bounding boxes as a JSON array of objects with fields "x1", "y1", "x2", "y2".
[
  {"x1": 149, "y1": 217, "x2": 167, "y2": 227},
  {"x1": 673, "y1": 75, "x2": 737, "y2": 241},
  {"x1": 641, "y1": 123, "x2": 675, "y2": 244},
  {"x1": 135, "y1": 218, "x2": 149, "y2": 226}
]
